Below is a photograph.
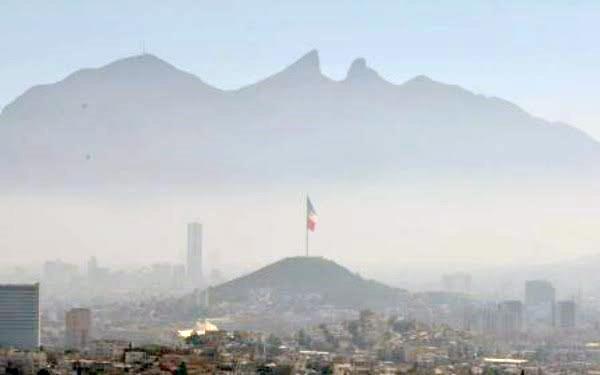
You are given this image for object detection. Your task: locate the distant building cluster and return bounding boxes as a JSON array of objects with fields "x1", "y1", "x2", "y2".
[
  {"x1": 0, "y1": 226, "x2": 597, "y2": 375},
  {"x1": 436, "y1": 275, "x2": 578, "y2": 337},
  {"x1": 2, "y1": 308, "x2": 599, "y2": 375}
]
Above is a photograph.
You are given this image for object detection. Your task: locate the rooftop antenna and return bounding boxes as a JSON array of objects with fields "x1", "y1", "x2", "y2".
[{"x1": 141, "y1": 40, "x2": 146, "y2": 55}]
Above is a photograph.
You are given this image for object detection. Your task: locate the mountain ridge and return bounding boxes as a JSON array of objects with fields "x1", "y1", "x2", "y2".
[
  {"x1": 0, "y1": 51, "x2": 569, "y2": 111},
  {"x1": 1, "y1": 50, "x2": 599, "y2": 189}
]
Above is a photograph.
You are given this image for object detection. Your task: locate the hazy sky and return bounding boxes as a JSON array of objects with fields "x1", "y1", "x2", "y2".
[
  {"x1": 3, "y1": 182, "x2": 600, "y2": 276},
  {"x1": 2, "y1": 1, "x2": 600, "y2": 278},
  {"x1": 1, "y1": 1, "x2": 599, "y2": 137}
]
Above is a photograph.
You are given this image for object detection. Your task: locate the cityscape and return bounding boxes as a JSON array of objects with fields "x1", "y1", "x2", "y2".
[
  {"x1": 1, "y1": 222, "x2": 598, "y2": 374},
  {"x1": 3, "y1": 1, "x2": 600, "y2": 374}
]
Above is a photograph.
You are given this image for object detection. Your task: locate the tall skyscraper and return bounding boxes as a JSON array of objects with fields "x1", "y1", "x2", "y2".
[
  {"x1": 557, "y1": 300, "x2": 576, "y2": 328},
  {"x1": 187, "y1": 222, "x2": 203, "y2": 288},
  {"x1": 525, "y1": 280, "x2": 556, "y2": 327},
  {"x1": 0, "y1": 284, "x2": 40, "y2": 349},
  {"x1": 478, "y1": 303, "x2": 498, "y2": 334},
  {"x1": 525, "y1": 280, "x2": 555, "y2": 305},
  {"x1": 65, "y1": 308, "x2": 92, "y2": 350},
  {"x1": 498, "y1": 300, "x2": 523, "y2": 337}
]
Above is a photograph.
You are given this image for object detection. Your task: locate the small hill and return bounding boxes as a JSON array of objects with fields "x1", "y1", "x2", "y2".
[{"x1": 208, "y1": 257, "x2": 407, "y2": 310}]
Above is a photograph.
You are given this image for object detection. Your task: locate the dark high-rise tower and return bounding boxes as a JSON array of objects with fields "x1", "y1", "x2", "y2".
[
  {"x1": 0, "y1": 284, "x2": 40, "y2": 349},
  {"x1": 186, "y1": 223, "x2": 203, "y2": 288}
]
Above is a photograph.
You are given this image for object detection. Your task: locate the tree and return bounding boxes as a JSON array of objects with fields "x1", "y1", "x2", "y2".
[
  {"x1": 297, "y1": 329, "x2": 311, "y2": 348},
  {"x1": 176, "y1": 361, "x2": 188, "y2": 375},
  {"x1": 348, "y1": 320, "x2": 360, "y2": 336},
  {"x1": 387, "y1": 314, "x2": 398, "y2": 327},
  {"x1": 393, "y1": 319, "x2": 415, "y2": 334},
  {"x1": 359, "y1": 309, "x2": 374, "y2": 323},
  {"x1": 185, "y1": 332, "x2": 203, "y2": 347},
  {"x1": 266, "y1": 334, "x2": 283, "y2": 356},
  {"x1": 319, "y1": 324, "x2": 338, "y2": 350}
]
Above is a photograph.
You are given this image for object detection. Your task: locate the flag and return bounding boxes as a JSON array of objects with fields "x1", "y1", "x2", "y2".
[{"x1": 307, "y1": 196, "x2": 318, "y2": 232}]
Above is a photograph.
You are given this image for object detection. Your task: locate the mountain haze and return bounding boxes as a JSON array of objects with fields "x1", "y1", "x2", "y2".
[{"x1": 1, "y1": 50, "x2": 599, "y2": 189}]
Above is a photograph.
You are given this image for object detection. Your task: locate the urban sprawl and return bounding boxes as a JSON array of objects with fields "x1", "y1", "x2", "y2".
[{"x1": 1, "y1": 224, "x2": 598, "y2": 374}]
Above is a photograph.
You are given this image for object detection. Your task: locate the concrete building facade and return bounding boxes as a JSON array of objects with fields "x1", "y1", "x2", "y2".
[{"x1": 65, "y1": 308, "x2": 92, "y2": 350}]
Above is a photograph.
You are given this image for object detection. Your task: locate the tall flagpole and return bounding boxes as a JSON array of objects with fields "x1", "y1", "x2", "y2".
[{"x1": 305, "y1": 195, "x2": 309, "y2": 257}]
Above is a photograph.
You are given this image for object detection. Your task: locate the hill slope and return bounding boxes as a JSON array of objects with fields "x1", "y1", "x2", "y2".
[
  {"x1": 1, "y1": 50, "x2": 599, "y2": 189},
  {"x1": 209, "y1": 257, "x2": 407, "y2": 310}
]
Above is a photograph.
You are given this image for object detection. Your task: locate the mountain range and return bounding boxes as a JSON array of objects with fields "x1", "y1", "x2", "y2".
[{"x1": 1, "y1": 50, "x2": 599, "y2": 189}]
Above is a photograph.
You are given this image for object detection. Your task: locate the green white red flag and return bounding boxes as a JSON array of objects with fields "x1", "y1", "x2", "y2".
[{"x1": 307, "y1": 197, "x2": 317, "y2": 232}]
